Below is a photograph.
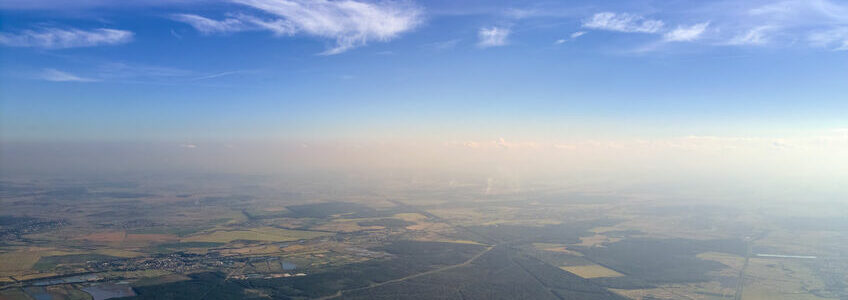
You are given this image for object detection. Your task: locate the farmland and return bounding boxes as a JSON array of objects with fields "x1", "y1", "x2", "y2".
[{"x1": 1, "y1": 174, "x2": 847, "y2": 299}]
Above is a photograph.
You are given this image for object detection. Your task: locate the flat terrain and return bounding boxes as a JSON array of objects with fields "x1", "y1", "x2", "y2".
[{"x1": 1, "y1": 174, "x2": 846, "y2": 299}]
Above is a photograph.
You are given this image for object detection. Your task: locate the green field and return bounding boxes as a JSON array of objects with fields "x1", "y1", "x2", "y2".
[{"x1": 182, "y1": 227, "x2": 332, "y2": 243}]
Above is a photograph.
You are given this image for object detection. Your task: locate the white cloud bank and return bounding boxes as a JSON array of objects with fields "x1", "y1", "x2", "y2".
[
  {"x1": 0, "y1": 27, "x2": 133, "y2": 49},
  {"x1": 173, "y1": 0, "x2": 424, "y2": 55},
  {"x1": 477, "y1": 27, "x2": 509, "y2": 48}
]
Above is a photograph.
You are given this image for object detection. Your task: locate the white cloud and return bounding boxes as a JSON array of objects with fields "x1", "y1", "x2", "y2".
[
  {"x1": 583, "y1": 12, "x2": 664, "y2": 33},
  {"x1": 192, "y1": 0, "x2": 424, "y2": 55},
  {"x1": 664, "y1": 22, "x2": 710, "y2": 42},
  {"x1": 570, "y1": 31, "x2": 586, "y2": 39},
  {"x1": 0, "y1": 0, "x2": 209, "y2": 10},
  {"x1": 808, "y1": 27, "x2": 848, "y2": 50},
  {"x1": 180, "y1": 144, "x2": 198, "y2": 149},
  {"x1": 171, "y1": 14, "x2": 251, "y2": 35},
  {"x1": 39, "y1": 69, "x2": 96, "y2": 82},
  {"x1": 504, "y1": 8, "x2": 538, "y2": 20},
  {"x1": 0, "y1": 27, "x2": 133, "y2": 49},
  {"x1": 730, "y1": 0, "x2": 848, "y2": 49},
  {"x1": 727, "y1": 26, "x2": 774, "y2": 45},
  {"x1": 749, "y1": 0, "x2": 848, "y2": 23},
  {"x1": 477, "y1": 27, "x2": 509, "y2": 48},
  {"x1": 555, "y1": 31, "x2": 586, "y2": 44}
]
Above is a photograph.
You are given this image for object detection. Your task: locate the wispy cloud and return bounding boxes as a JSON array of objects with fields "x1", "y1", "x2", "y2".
[
  {"x1": 555, "y1": 31, "x2": 586, "y2": 45},
  {"x1": 748, "y1": 0, "x2": 848, "y2": 23},
  {"x1": 808, "y1": 27, "x2": 848, "y2": 50},
  {"x1": 189, "y1": 70, "x2": 249, "y2": 81},
  {"x1": 0, "y1": 0, "x2": 208, "y2": 10},
  {"x1": 664, "y1": 22, "x2": 710, "y2": 42},
  {"x1": 583, "y1": 12, "x2": 664, "y2": 33},
  {"x1": 727, "y1": 26, "x2": 774, "y2": 45},
  {"x1": 477, "y1": 27, "x2": 509, "y2": 48},
  {"x1": 725, "y1": 0, "x2": 848, "y2": 48},
  {"x1": 503, "y1": 8, "x2": 539, "y2": 20},
  {"x1": 0, "y1": 27, "x2": 133, "y2": 49},
  {"x1": 38, "y1": 69, "x2": 96, "y2": 82},
  {"x1": 577, "y1": 1, "x2": 848, "y2": 51},
  {"x1": 21, "y1": 62, "x2": 250, "y2": 84},
  {"x1": 423, "y1": 39, "x2": 460, "y2": 51},
  {"x1": 171, "y1": 14, "x2": 251, "y2": 35},
  {"x1": 175, "y1": 0, "x2": 423, "y2": 55}
]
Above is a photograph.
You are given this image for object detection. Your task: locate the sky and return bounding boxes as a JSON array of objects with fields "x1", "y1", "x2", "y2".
[{"x1": 1, "y1": 0, "x2": 848, "y2": 189}]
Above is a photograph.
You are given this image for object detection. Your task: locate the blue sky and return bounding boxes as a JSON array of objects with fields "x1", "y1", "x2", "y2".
[{"x1": 1, "y1": 0, "x2": 848, "y2": 142}]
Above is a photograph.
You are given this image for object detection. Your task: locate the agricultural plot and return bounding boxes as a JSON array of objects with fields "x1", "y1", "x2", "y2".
[
  {"x1": 561, "y1": 264, "x2": 624, "y2": 279},
  {"x1": 182, "y1": 227, "x2": 332, "y2": 243}
]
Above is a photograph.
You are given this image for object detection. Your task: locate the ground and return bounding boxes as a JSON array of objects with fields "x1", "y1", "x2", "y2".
[{"x1": 0, "y1": 174, "x2": 846, "y2": 299}]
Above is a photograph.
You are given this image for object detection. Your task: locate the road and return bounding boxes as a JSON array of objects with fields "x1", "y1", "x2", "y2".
[{"x1": 317, "y1": 244, "x2": 494, "y2": 300}]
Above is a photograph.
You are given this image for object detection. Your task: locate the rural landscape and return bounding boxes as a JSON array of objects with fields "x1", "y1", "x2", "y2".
[
  {"x1": 1, "y1": 173, "x2": 846, "y2": 299},
  {"x1": 2, "y1": 0, "x2": 848, "y2": 299}
]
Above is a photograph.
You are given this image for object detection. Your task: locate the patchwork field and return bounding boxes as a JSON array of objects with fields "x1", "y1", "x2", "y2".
[
  {"x1": 182, "y1": 227, "x2": 332, "y2": 243},
  {"x1": 561, "y1": 264, "x2": 624, "y2": 278}
]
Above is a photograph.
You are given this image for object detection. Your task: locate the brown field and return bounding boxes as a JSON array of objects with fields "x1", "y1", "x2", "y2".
[
  {"x1": 125, "y1": 233, "x2": 179, "y2": 242},
  {"x1": 95, "y1": 249, "x2": 145, "y2": 258},
  {"x1": 79, "y1": 231, "x2": 127, "y2": 242}
]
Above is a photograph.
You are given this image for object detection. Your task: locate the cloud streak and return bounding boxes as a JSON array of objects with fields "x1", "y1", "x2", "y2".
[
  {"x1": 808, "y1": 27, "x2": 848, "y2": 50},
  {"x1": 0, "y1": 27, "x2": 133, "y2": 49},
  {"x1": 583, "y1": 12, "x2": 664, "y2": 33},
  {"x1": 171, "y1": 14, "x2": 251, "y2": 35},
  {"x1": 38, "y1": 69, "x2": 96, "y2": 82},
  {"x1": 727, "y1": 26, "x2": 774, "y2": 45},
  {"x1": 174, "y1": 0, "x2": 424, "y2": 54}
]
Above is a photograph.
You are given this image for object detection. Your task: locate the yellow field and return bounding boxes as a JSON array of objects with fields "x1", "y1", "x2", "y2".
[
  {"x1": 0, "y1": 251, "x2": 41, "y2": 273},
  {"x1": 183, "y1": 227, "x2": 331, "y2": 243},
  {"x1": 0, "y1": 248, "x2": 81, "y2": 275},
  {"x1": 561, "y1": 264, "x2": 624, "y2": 278},
  {"x1": 741, "y1": 258, "x2": 829, "y2": 300},
  {"x1": 392, "y1": 213, "x2": 428, "y2": 222},
  {"x1": 312, "y1": 219, "x2": 383, "y2": 233},
  {"x1": 532, "y1": 243, "x2": 584, "y2": 256},
  {"x1": 576, "y1": 234, "x2": 622, "y2": 247},
  {"x1": 610, "y1": 281, "x2": 736, "y2": 300},
  {"x1": 696, "y1": 252, "x2": 744, "y2": 277},
  {"x1": 14, "y1": 272, "x2": 60, "y2": 281}
]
